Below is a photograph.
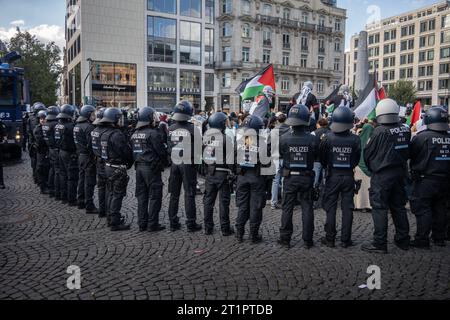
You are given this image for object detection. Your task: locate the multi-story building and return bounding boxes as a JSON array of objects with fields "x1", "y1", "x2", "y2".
[
  {"x1": 216, "y1": 0, "x2": 347, "y2": 112},
  {"x1": 64, "y1": 0, "x2": 218, "y2": 111},
  {"x1": 347, "y1": 0, "x2": 450, "y2": 106}
]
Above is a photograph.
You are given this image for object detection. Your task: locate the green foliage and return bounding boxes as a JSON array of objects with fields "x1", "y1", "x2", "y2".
[
  {"x1": 6, "y1": 30, "x2": 62, "y2": 106},
  {"x1": 387, "y1": 80, "x2": 417, "y2": 106}
]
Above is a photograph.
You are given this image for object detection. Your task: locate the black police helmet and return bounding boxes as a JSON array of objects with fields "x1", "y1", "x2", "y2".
[
  {"x1": 136, "y1": 107, "x2": 157, "y2": 129},
  {"x1": 285, "y1": 104, "x2": 310, "y2": 127},
  {"x1": 424, "y1": 106, "x2": 449, "y2": 131},
  {"x1": 57, "y1": 104, "x2": 76, "y2": 120},
  {"x1": 46, "y1": 106, "x2": 60, "y2": 121},
  {"x1": 33, "y1": 102, "x2": 46, "y2": 114},
  {"x1": 37, "y1": 110, "x2": 47, "y2": 119},
  {"x1": 208, "y1": 112, "x2": 228, "y2": 131},
  {"x1": 172, "y1": 100, "x2": 194, "y2": 122},
  {"x1": 77, "y1": 105, "x2": 96, "y2": 123},
  {"x1": 93, "y1": 107, "x2": 106, "y2": 125},
  {"x1": 242, "y1": 115, "x2": 265, "y2": 131},
  {"x1": 100, "y1": 108, "x2": 122, "y2": 125},
  {"x1": 330, "y1": 107, "x2": 355, "y2": 133}
]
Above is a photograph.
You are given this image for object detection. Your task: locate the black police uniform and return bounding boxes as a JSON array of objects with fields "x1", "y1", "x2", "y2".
[
  {"x1": 364, "y1": 124, "x2": 411, "y2": 250},
  {"x1": 74, "y1": 120, "x2": 97, "y2": 210},
  {"x1": 168, "y1": 121, "x2": 202, "y2": 231},
  {"x1": 279, "y1": 127, "x2": 319, "y2": 245},
  {"x1": 27, "y1": 114, "x2": 39, "y2": 183},
  {"x1": 55, "y1": 119, "x2": 78, "y2": 204},
  {"x1": 91, "y1": 124, "x2": 109, "y2": 217},
  {"x1": 131, "y1": 127, "x2": 168, "y2": 231},
  {"x1": 42, "y1": 119, "x2": 60, "y2": 198},
  {"x1": 33, "y1": 121, "x2": 50, "y2": 193},
  {"x1": 0, "y1": 120, "x2": 6, "y2": 188},
  {"x1": 101, "y1": 126, "x2": 133, "y2": 228},
  {"x1": 319, "y1": 131, "x2": 361, "y2": 245},
  {"x1": 203, "y1": 129, "x2": 235, "y2": 234},
  {"x1": 410, "y1": 130, "x2": 450, "y2": 245},
  {"x1": 235, "y1": 130, "x2": 272, "y2": 242}
]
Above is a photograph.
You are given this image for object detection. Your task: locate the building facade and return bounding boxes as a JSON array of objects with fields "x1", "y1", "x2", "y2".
[
  {"x1": 346, "y1": 0, "x2": 450, "y2": 106},
  {"x1": 65, "y1": 0, "x2": 218, "y2": 111},
  {"x1": 216, "y1": 0, "x2": 346, "y2": 112}
]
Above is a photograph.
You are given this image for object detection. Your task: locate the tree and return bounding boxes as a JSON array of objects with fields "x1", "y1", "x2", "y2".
[
  {"x1": 6, "y1": 29, "x2": 62, "y2": 106},
  {"x1": 388, "y1": 80, "x2": 417, "y2": 106}
]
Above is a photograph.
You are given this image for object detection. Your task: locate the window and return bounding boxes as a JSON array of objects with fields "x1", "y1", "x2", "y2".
[
  {"x1": 263, "y1": 4, "x2": 271, "y2": 16},
  {"x1": 318, "y1": 57, "x2": 324, "y2": 70},
  {"x1": 442, "y1": 31, "x2": 450, "y2": 44},
  {"x1": 181, "y1": 0, "x2": 201, "y2": 18},
  {"x1": 147, "y1": 0, "x2": 176, "y2": 14},
  {"x1": 391, "y1": 43, "x2": 396, "y2": 53},
  {"x1": 302, "y1": 12, "x2": 308, "y2": 24},
  {"x1": 180, "y1": 21, "x2": 201, "y2": 65},
  {"x1": 439, "y1": 63, "x2": 450, "y2": 74},
  {"x1": 300, "y1": 54, "x2": 307, "y2": 68},
  {"x1": 282, "y1": 53, "x2": 290, "y2": 66},
  {"x1": 263, "y1": 50, "x2": 271, "y2": 64},
  {"x1": 205, "y1": 73, "x2": 214, "y2": 92},
  {"x1": 147, "y1": 16, "x2": 177, "y2": 63},
  {"x1": 354, "y1": 38, "x2": 359, "y2": 48},
  {"x1": 334, "y1": 58, "x2": 340, "y2": 71},
  {"x1": 283, "y1": 34, "x2": 290, "y2": 49},
  {"x1": 263, "y1": 28, "x2": 271, "y2": 46},
  {"x1": 418, "y1": 81, "x2": 425, "y2": 91},
  {"x1": 407, "y1": 68, "x2": 413, "y2": 78},
  {"x1": 401, "y1": 41, "x2": 407, "y2": 51},
  {"x1": 408, "y1": 39, "x2": 414, "y2": 50},
  {"x1": 204, "y1": 28, "x2": 214, "y2": 68},
  {"x1": 222, "y1": 73, "x2": 231, "y2": 88},
  {"x1": 242, "y1": 23, "x2": 251, "y2": 38},
  {"x1": 335, "y1": 19, "x2": 341, "y2": 31},
  {"x1": 428, "y1": 50, "x2": 434, "y2": 61},
  {"x1": 222, "y1": 46, "x2": 231, "y2": 62},
  {"x1": 223, "y1": 22, "x2": 232, "y2": 37},
  {"x1": 439, "y1": 79, "x2": 450, "y2": 90},
  {"x1": 426, "y1": 80, "x2": 433, "y2": 91},
  {"x1": 441, "y1": 47, "x2": 450, "y2": 59},
  {"x1": 241, "y1": 0, "x2": 250, "y2": 14},
  {"x1": 205, "y1": 0, "x2": 214, "y2": 23},
  {"x1": 443, "y1": 14, "x2": 450, "y2": 28},
  {"x1": 147, "y1": 67, "x2": 176, "y2": 110},
  {"x1": 283, "y1": 8, "x2": 290, "y2": 20},
  {"x1": 317, "y1": 80, "x2": 324, "y2": 94},
  {"x1": 222, "y1": 0, "x2": 232, "y2": 14},
  {"x1": 281, "y1": 76, "x2": 290, "y2": 91},
  {"x1": 318, "y1": 37, "x2": 325, "y2": 54},
  {"x1": 242, "y1": 47, "x2": 250, "y2": 62},
  {"x1": 301, "y1": 33, "x2": 308, "y2": 51},
  {"x1": 319, "y1": 16, "x2": 325, "y2": 27},
  {"x1": 334, "y1": 39, "x2": 341, "y2": 52},
  {"x1": 384, "y1": 31, "x2": 390, "y2": 41}
]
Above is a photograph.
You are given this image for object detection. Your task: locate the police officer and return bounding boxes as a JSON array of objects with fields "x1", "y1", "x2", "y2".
[
  {"x1": 33, "y1": 110, "x2": 51, "y2": 194},
  {"x1": 0, "y1": 118, "x2": 7, "y2": 189},
  {"x1": 28, "y1": 102, "x2": 46, "y2": 183},
  {"x1": 235, "y1": 115, "x2": 271, "y2": 243},
  {"x1": 91, "y1": 108, "x2": 108, "y2": 218},
  {"x1": 55, "y1": 104, "x2": 78, "y2": 206},
  {"x1": 131, "y1": 107, "x2": 168, "y2": 232},
  {"x1": 278, "y1": 105, "x2": 319, "y2": 249},
  {"x1": 409, "y1": 107, "x2": 450, "y2": 248},
  {"x1": 167, "y1": 101, "x2": 202, "y2": 233},
  {"x1": 319, "y1": 107, "x2": 361, "y2": 248},
  {"x1": 362, "y1": 99, "x2": 411, "y2": 254},
  {"x1": 74, "y1": 105, "x2": 98, "y2": 213},
  {"x1": 99, "y1": 108, "x2": 134, "y2": 231},
  {"x1": 42, "y1": 106, "x2": 61, "y2": 199},
  {"x1": 203, "y1": 112, "x2": 235, "y2": 236}
]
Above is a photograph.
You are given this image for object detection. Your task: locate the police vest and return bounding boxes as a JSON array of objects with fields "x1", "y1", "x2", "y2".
[
  {"x1": 282, "y1": 134, "x2": 315, "y2": 171},
  {"x1": 54, "y1": 123, "x2": 65, "y2": 148},
  {"x1": 74, "y1": 122, "x2": 90, "y2": 154},
  {"x1": 58, "y1": 122, "x2": 76, "y2": 152},
  {"x1": 203, "y1": 132, "x2": 229, "y2": 168},
  {"x1": 100, "y1": 129, "x2": 115, "y2": 162},
  {"x1": 91, "y1": 127, "x2": 108, "y2": 158},
  {"x1": 236, "y1": 136, "x2": 261, "y2": 169},
  {"x1": 42, "y1": 121, "x2": 58, "y2": 149},
  {"x1": 131, "y1": 129, "x2": 151, "y2": 162},
  {"x1": 327, "y1": 134, "x2": 355, "y2": 170}
]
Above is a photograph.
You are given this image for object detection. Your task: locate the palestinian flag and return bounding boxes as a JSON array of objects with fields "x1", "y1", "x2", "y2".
[
  {"x1": 236, "y1": 64, "x2": 276, "y2": 101},
  {"x1": 353, "y1": 74, "x2": 377, "y2": 121},
  {"x1": 324, "y1": 85, "x2": 342, "y2": 114},
  {"x1": 407, "y1": 101, "x2": 421, "y2": 126},
  {"x1": 367, "y1": 84, "x2": 387, "y2": 121}
]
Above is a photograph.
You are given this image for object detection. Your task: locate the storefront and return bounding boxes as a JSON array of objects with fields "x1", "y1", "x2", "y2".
[
  {"x1": 91, "y1": 61, "x2": 137, "y2": 109},
  {"x1": 180, "y1": 70, "x2": 201, "y2": 110},
  {"x1": 147, "y1": 67, "x2": 177, "y2": 111}
]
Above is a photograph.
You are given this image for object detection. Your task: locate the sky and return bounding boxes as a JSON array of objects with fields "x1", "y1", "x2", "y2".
[{"x1": 0, "y1": 0, "x2": 443, "y2": 51}]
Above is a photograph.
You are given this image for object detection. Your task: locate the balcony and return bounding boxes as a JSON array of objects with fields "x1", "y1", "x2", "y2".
[
  {"x1": 263, "y1": 40, "x2": 272, "y2": 47},
  {"x1": 317, "y1": 25, "x2": 333, "y2": 34},
  {"x1": 283, "y1": 43, "x2": 291, "y2": 50},
  {"x1": 299, "y1": 22, "x2": 316, "y2": 32},
  {"x1": 281, "y1": 19, "x2": 298, "y2": 28},
  {"x1": 257, "y1": 15, "x2": 280, "y2": 26},
  {"x1": 318, "y1": 47, "x2": 325, "y2": 54},
  {"x1": 214, "y1": 61, "x2": 243, "y2": 70}
]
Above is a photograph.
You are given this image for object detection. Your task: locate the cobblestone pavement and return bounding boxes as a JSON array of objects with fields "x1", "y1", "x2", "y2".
[{"x1": 1, "y1": 156, "x2": 449, "y2": 300}]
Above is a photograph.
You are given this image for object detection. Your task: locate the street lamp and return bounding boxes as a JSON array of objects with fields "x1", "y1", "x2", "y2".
[{"x1": 83, "y1": 58, "x2": 94, "y2": 105}]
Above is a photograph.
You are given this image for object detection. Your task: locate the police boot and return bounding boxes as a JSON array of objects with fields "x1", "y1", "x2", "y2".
[
  {"x1": 236, "y1": 228, "x2": 244, "y2": 243},
  {"x1": 187, "y1": 223, "x2": 202, "y2": 233},
  {"x1": 40, "y1": 187, "x2": 50, "y2": 195},
  {"x1": 320, "y1": 237, "x2": 336, "y2": 248},
  {"x1": 277, "y1": 239, "x2": 291, "y2": 249},
  {"x1": 361, "y1": 242, "x2": 388, "y2": 254},
  {"x1": 148, "y1": 224, "x2": 166, "y2": 233},
  {"x1": 222, "y1": 227, "x2": 235, "y2": 237},
  {"x1": 250, "y1": 229, "x2": 263, "y2": 244},
  {"x1": 77, "y1": 202, "x2": 86, "y2": 210},
  {"x1": 110, "y1": 217, "x2": 131, "y2": 232},
  {"x1": 410, "y1": 239, "x2": 430, "y2": 249},
  {"x1": 170, "y1": 222, "x2": 182, "y2": 232},
  {"x1": 85, "y1": 205, "x2": 99, "y2": 214}
]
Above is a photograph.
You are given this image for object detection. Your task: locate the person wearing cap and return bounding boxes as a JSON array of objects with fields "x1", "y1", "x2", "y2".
[
  {"x1": 33, "y1": 110, "x2": 51, "y2": 194},
  {"x1": 362, "y1": 99, "x2": 411, "y2": 254},
  {"x1": 131, "y1": 107, "x2": 169, "y2": 233},
  {"x1": 278, "y1": 105, "x2": 320, "y2": 249},
  {"x1": 409, "y1": 106, "x2": 450, "y2": 248},
  {"x1": 74, "y1": 105, "x2": 98, "y2": 214},
  {"x1": 42, "y1": 106, "x2": 61, "y2": 199},
  {"x1": 55, "y1": 104, "x2": 78, "y2": 206},
  {"x1": 167, "y1": 101, "x2": 203, "y2": 233},
  {"x1": 319, "y1": 107, "x2": 361, "y2": 248}
]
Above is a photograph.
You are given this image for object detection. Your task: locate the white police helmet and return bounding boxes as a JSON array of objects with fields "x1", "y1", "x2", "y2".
[{"x1": 376, "y1": 98, "x2": 400, "y2": 124}]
